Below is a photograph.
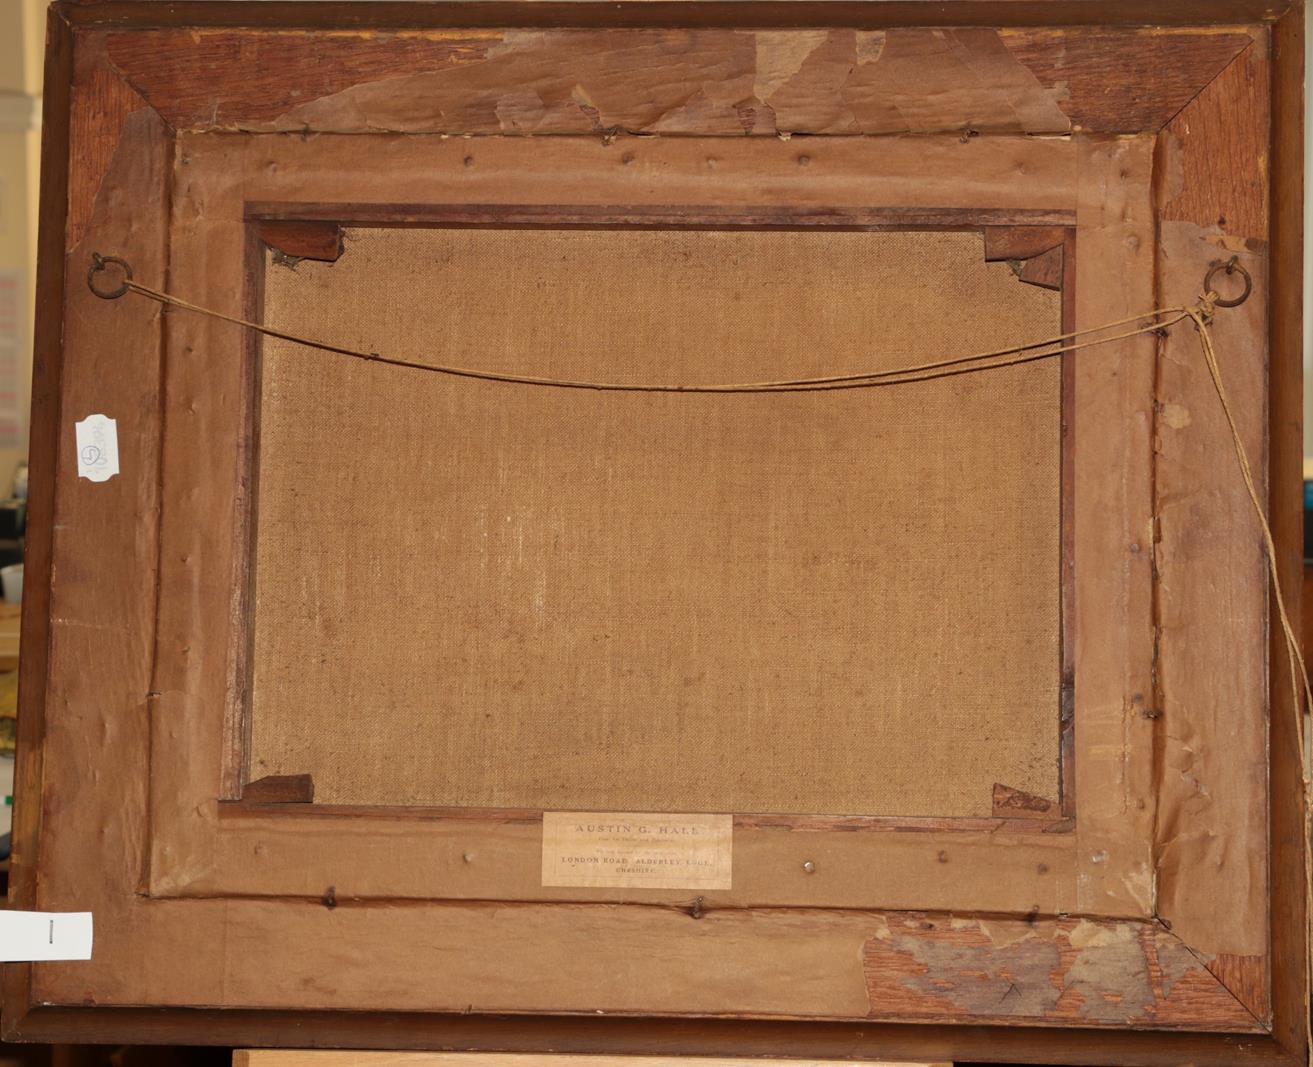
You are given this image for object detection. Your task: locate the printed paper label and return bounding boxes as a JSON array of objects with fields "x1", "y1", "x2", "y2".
[
  {"x1": 0, "y1": 911, "x2": 93, "y2": 962},
  {"x1": 75, "y1": 414, "x2": 119, "y2": 483},
  {"x1": 542, "y1": 811, "x2": 732, "y2": 890}
]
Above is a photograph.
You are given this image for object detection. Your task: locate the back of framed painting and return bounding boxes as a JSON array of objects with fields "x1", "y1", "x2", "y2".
[{"x1": 3, "y1": 4, "x2": 1307, "y2": 1066}]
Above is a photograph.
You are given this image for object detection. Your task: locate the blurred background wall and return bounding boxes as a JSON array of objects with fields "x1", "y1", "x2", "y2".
[{"x1": 0, "y1": 0, "x2": 44, "y2": 489}]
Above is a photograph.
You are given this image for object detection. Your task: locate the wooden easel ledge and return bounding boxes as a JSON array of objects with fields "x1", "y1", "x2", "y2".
[{"x1": 236, "y1": 1053, "x2": 952, "y2": 1067}]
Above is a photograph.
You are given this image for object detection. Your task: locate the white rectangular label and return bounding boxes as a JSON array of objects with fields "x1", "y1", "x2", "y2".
[
  {"x1": 75, "y1": 414, "x2": 119, "y2": 482},
  {"x1": 542, "y1": 811, "x2": 732, "y2": 890},
  {"x1": 0, "y1": 911, "x2": 93, "y2": 962}
]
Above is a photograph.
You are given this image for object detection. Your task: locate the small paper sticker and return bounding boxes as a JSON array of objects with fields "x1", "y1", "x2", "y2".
[
  {"x1": 542, "y1": 811, "x2": 732, "y2": 890},
  {"x1": 0, "y1": 911, "x2": 93, "y2": 962},
  {"x1": 75, "y1": 414, "x2": 119, "y2": 483}
]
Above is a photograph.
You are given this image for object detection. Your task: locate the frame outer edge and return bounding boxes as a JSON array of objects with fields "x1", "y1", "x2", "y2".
[
  {"x1": 1, "y1": 3, "x2": 73, "y2": 1041},
  {"x1": 48, "y1": 0, "x2": 1306, "y2": 31},
  {"x1": 1267, "y1": 1, "x2": 1309, "y2": 1063}
]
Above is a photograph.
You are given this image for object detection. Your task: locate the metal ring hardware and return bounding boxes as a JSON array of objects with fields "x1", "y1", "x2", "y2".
[
  {"x1": 87, "y1": 253, "x2": 133, "y2": 301},
  {"x1": 1204, "y1": 256, "x2": 1253, "y2": 309}
]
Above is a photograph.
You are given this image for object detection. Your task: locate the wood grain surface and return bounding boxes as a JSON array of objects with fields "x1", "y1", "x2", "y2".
[{"x1": 97, "y1": 27, "x2": 1255, "y2": 137}]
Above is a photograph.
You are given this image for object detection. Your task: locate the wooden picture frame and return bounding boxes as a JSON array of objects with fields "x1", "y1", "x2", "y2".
[{"x1": 3, "y1": 2, "x2": 1307, "y2": 1065}]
